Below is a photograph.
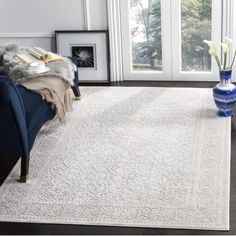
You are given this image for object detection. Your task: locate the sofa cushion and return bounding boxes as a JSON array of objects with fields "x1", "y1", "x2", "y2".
[{"x1": 17, "y1": 85, "x2": 55, "y2": 137}]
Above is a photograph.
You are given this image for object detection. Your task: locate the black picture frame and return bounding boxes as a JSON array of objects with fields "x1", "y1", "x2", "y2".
[{"x1": 55, "y1": 30, "x2": 110, "y2": 84}]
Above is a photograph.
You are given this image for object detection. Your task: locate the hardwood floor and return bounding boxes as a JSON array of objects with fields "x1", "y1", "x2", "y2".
[{"x1": 0, "y1": 81, "x2": 235, "y2": 235}]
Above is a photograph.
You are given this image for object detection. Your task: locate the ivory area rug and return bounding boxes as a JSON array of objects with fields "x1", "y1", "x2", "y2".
[{"x1": 0, "y1": 87, "x2": 231, "y2": 230}]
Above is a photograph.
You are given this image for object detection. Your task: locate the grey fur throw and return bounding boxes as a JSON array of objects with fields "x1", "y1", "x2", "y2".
[{"x1": 0, "y1": 44, "x2": 76, "y2": 85}]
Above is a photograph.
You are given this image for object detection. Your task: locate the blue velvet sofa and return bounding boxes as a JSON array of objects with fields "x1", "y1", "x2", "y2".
[{"x1": 0, "y1": 59, "x2": 80, "y2": 182}]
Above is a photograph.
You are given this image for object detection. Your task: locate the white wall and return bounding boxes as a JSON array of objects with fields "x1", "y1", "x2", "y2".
[
  {"x1": 0, "y1": 0, "x2": 108, "y2": 51},
  {"x1": 88, "y1": 0, "x2": 108, "y2": 30}
]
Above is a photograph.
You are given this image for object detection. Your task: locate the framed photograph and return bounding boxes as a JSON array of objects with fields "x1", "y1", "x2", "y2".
[
  {"x1": 55, "y1": 30, "x2": 110, "y2": 83},
  {"x1": 71, "y1": 44, "x2": 97, "y2": 69}
]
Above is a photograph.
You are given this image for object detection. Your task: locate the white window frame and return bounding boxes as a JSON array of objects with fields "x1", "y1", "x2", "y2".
[
  {"x1": 230, "y1": 0, "x2": 236, "y2": 82},
  {"x1": 107, "y1": 0, "x2": 229, "y2": 82}
]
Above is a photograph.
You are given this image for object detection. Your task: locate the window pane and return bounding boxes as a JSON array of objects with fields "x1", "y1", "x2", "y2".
[
  {"x1": 181, "y1": 0, "x2": 212, "y2": 72},
  {"x1": 130, "y1": 0, "x2": 162, "y2": 72}
]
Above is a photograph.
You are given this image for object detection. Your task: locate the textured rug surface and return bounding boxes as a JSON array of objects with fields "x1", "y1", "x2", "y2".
[{"x1": 0, "y1": 87, "x2": 231, "y2": 230}]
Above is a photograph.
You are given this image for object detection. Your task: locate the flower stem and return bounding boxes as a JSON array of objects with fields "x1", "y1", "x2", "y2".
[
  {"x1": 215, "y1": 55, "x2": 222, "y2": 70},
  {"x1": 230, "y1": 50, "x2": 236, "y2": 69},
  {"x1": 223, "y1": 52, "x2": 227, "y2": 70}
]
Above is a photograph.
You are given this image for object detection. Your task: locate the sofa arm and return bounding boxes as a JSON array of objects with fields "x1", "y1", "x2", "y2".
[{"x1": 0, "y1": 76, "x2": 29, "y2": 158}]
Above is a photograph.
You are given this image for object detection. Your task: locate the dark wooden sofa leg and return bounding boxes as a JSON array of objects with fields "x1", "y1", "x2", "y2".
[
  {"x1": 20, "y1": 156, "x2": 29, "y2": 183},
  {"x1": 71, "y1": 85, "x2": 81, "y2": 100}
]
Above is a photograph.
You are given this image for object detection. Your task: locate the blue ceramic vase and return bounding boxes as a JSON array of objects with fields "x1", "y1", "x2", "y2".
[{"x1": 213, "y1": 70, "x2": 236, "y2": 117}]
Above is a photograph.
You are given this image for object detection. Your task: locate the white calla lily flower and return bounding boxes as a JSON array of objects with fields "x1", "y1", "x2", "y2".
[
  {"x1": 204, "y1": 40, "x2": 214, "y2": 48},
  {"x1": 209, "y1": 46, "x2": 217, "y2": 57},
  {"x1": 225, "y1": 37, "x2": 233, "y2": 48},
  {"x1": 221, "y1": 43, "x2": 228, "y2": 54},
  {"x1": 204, "y1": 37, "x2": 236, "y2": 70},
  {"x1": 204, "y1": 40, "x2": 218, "y2": 56}
]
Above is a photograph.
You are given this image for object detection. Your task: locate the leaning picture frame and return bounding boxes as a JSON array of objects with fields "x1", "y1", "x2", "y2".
[{"x1": 55, "y1": 30, "x2": 110, "y2": 83}]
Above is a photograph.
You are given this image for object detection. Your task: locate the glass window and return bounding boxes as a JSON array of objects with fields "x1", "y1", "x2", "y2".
[
  {"x1": 130, "y1": 0, "x2": 162, "y2": 72},
  {"x1": 181, "y1": 0, "x2": 212, "y2": 72}
]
